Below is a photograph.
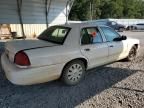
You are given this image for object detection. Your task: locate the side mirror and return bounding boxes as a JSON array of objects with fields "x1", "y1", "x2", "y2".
[
  {"x1": 121, "y1": 35, "x2": 127, "y2": 40},
  {"x1": 113, "y1": 35, "x2": 127, "y2": 41}
]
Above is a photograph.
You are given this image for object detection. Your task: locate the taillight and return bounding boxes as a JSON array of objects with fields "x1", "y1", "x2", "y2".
[{"x1": 14, "y1": 51, "x2": 31, "y2": 66}]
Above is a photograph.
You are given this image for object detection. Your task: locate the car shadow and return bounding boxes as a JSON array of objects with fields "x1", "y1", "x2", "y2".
[{"x1": 0, "y1": 50, "x2": 139, "y2": 108}]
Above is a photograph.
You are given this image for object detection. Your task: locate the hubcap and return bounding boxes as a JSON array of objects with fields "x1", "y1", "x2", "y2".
[{"x1": 67, "y1": 64, "x2": 83, "y2": 82}]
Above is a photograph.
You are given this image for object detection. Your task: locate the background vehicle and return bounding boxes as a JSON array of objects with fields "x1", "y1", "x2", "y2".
[
  {"x1": 1, "y1": 23, "x2": 140, "y2": 86},
  {"x1": 95, "y1": 21, "x2": 126, "y2": 32},
  {"x1": 127, "y1": 23, "x2": 144, "y2": 30}
]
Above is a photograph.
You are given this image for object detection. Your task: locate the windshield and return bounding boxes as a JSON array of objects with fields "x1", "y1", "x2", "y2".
[{"x1": 38, "y1": 26, "x2": 71, "y2": 44}]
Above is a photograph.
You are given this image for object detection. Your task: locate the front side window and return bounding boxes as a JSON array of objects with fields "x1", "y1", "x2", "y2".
[
  {"x1": 81, "y1": 27, "x2": 103, "y2": 45},
  {"x1": 100, "y1": 27, "x2": 120, "y2": 42},
  {"x1": 38, "y1": 26, "x2": 70, "y2": 44}
]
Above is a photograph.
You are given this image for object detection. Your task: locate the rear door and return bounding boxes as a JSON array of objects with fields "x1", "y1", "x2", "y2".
[
  {"x1": 80, "y1": 27, "x2": 109, "y2": 69},
  {"x1": 100, "y1": 26, "x2": 127, "y2": 62}
]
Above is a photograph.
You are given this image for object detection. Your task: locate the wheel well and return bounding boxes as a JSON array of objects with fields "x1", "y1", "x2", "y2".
[
  {"x1": 77, "y1": 58, "x2": 88, "y2": 69},
  {"x1": 63, "y1": 58, "x2": 88, "y2": 70},
  {"x1": 134, "y1": 44, "x2": 138, "y2": 49},
  {"x1": 60, "y1": 58, "x2": 88, "y2": 79}
]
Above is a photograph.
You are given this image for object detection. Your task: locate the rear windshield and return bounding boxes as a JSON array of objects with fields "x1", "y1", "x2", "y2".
[{"x1": 38, "y1": 26, "x2": 71, "y2": 44}]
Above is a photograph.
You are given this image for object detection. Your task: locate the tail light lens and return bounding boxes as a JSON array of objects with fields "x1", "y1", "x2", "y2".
[{"x1": 14, "y1": 51, "x2": 31, "y2": 66}]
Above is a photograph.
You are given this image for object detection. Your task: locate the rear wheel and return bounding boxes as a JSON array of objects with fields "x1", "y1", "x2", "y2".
[
  {"x1": 126, "y1": 46, "x2": 137, "y2": 61},
  {"x1": 61, "y1": 60, "x2": 86, "y2": 86}
]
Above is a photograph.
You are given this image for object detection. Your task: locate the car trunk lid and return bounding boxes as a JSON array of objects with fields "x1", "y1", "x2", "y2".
[{"x1": 5, "y1": 39, "x2": 58, "y2": 62}]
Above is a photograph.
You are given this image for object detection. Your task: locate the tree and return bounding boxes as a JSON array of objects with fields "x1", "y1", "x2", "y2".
[
  {"x1": 69, "y1": 0, "x2": 144, "y2": 20},
  {"x1": 69, "y1": 0, "x2": 91, "y2": 20},
  {"x1": 140, "y1": 4, "x2": 144, "y2": 18},
  {"x1": 91, "y1": 0, "x2": 101, "y2": 19}
]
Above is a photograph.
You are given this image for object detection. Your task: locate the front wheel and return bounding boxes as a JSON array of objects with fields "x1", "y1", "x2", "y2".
[
  {"x1": 126, "y1": 46, "x2": 137, "y2": 61},
  {"x1": 61, "y1": 60, "x2": 86, "y2": 86}
]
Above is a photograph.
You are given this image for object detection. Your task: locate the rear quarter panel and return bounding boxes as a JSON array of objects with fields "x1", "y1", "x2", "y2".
[
  {"x1": 25, "y1": 46, "x2": 86, "y2": 67},
  {"x1": 25, "y1": 25, "x2": 88, "y2": 69}
]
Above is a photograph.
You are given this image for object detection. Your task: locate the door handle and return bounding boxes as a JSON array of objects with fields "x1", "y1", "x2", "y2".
[
  {"x1": 84, "y1": 48, "x2": 90, "y2": 51},
  {"x1": 109, "y1": 45, "x2": 114, "y2": 47}
]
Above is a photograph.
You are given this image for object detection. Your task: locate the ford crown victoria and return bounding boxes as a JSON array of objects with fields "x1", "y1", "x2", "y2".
[{"x1": 1, "y1": 23, "x2": 140, "y2": 85}]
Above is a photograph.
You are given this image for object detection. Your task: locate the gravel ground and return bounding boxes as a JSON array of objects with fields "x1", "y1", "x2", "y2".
[{"x1": 0, "y1": 32, "x2": 144, "y2": 108}]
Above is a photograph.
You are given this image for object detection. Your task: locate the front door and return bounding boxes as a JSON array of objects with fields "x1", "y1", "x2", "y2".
[
  {"x1": 80, "y1": 27, "x2": 109, "y2": 69},
  {"x1": 100, "y1": 27, "x2": 127, "y2": 61}
]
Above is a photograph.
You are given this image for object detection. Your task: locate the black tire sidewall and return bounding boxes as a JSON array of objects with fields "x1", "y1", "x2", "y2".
[{"x1": 127, "y1": 46, "x2": 137, "y2": 61}]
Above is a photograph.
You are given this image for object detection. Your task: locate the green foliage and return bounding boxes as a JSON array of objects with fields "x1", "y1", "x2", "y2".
[
  {"x1": 69, "y1": 0, "x2": 90, "y2": 20},
  {"x1": 69, "y1": 0, "x2": 144, "y2": 20}
]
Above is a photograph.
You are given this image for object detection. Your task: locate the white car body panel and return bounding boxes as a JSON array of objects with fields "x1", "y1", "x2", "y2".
[
  {"x1": 25, "y1": 46, "x2": 86, "y2": 68},
  {"x1": 80, "y1": 43, "x2": 109, "y2": 69},
  {"x1": 1, "y1": 23, "x2": 140, "y2": 85},
  {"x1": 1, "y1": 53, "x2": 65, "y2": 85},
  {"x1": 5, "y1": 39, "x2": 58, "y2": 63}
]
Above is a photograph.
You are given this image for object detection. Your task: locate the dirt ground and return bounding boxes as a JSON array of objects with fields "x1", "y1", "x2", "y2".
[{"x1": 0, "y1": 31, "x2": 144, "y2": 108}]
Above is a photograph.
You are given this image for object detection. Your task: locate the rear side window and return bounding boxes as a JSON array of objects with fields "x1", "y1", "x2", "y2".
[{"x1": 81, "y1": 27, "x2": 103, "y2": 45}]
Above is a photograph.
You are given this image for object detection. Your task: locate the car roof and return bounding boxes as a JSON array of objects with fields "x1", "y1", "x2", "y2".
[{"x1": 58, "y1": 22, "x2": 109, "y2": 29}]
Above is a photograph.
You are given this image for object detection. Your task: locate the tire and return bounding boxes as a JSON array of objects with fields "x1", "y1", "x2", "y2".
[
  {"x1": 126, "y1": 46, "x2": 137, "y2": 61},
  {"x1": 126, "y1": 26, "x2": 130, "y2": 30},
  {"x1": 132, "y1": 26, "x2": 137, "y2": 30},
  {"x1": 130, "y1": 26, "x2": 134, "y2": 30},
  {"x1": 134, "y1": 27, "x2": 137, "y2": 30},
  {"x1": 61, "y1": 60, "x2": 86, "y2": 86}
]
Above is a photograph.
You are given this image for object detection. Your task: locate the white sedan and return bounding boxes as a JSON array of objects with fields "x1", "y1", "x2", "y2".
[
  {"x1": 129, "y1": 23, "x2": 144, "y2": 30},
  {"x1": 1, "y1": 23, "x2": 140, "y2": 86}
]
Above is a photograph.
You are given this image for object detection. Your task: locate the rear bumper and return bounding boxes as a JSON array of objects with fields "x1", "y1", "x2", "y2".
[{"x1": 1, "y1": 53, "x2": 64, "y2": 85}]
